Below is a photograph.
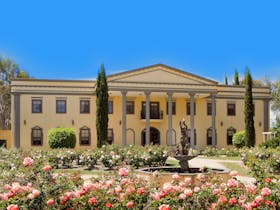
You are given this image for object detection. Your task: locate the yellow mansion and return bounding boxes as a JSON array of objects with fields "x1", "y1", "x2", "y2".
[{"x1": 11, "y1": 64, "x2": 270, "y2": 150}]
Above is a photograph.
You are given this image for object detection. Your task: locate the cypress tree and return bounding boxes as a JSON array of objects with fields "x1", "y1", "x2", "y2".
[
  {"x1": 96, "y1": 64, "x2": 109, "y2": 148},
  {"x1": 224, "y1": 76, "x2": 228, "y2": 85},
  {"x1": 244, "y1": 67, "x2": 255, "y2": 147},
  {"x1": 234, "y1": 69, "x2": 240, "y2": 85}
]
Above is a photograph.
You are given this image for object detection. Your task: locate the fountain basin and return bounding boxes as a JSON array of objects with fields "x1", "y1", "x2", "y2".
[{"x1": 136, "y1": 166, "x2": 230, "y2": 186}]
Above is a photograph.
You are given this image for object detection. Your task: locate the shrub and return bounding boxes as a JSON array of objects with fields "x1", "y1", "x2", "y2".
[
  {"x1": 242, "y1": 148, "x2": 280, "y2": 183},
  {"x1": 232, "y1": 130, "x2": 245, "y2": 148},
  {"x1": 259, "y1": 136, "x2": 280, "y2": 148},
  {"x1": 48, "y1": 127, "x2": 76, "y2": 149}
]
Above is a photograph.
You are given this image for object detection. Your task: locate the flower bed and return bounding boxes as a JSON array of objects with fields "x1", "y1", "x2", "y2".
[
  {"x1": 242, "y1": 147, "x2": 280, "y2": 183},
  {"x1": 0, "y1": 148, "x2": 279, "y2": 209}
]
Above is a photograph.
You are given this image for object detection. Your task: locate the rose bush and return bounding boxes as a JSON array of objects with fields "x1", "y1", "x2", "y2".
[{"x1": 0, "y1": 147, "x2": 279, "y2": 209}]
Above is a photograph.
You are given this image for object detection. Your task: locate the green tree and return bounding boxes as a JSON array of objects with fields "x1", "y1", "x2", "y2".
[
  {"x1": 271, "y1": 80, "x2": 280, "y2": 113},
  {"x1": 224, "y1": 76, "x2": 228, "y2": 85},
  {"x1": 0, "y1": 56, "x2": 29, "y2": 129},
  {"x1": 233, "y1": 69, "x2": 240, "y2": 85},
  {"x1": 244, "y1": 67, "x2": 255, "y2": 147},
  {"x1": 96, "y1": 64, "x2": 109, "y2": 148}
]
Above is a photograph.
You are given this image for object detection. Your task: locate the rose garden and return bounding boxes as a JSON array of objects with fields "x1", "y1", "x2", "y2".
[{"x1": 0, "y1": 140, "x2": 279, "y2": 210}]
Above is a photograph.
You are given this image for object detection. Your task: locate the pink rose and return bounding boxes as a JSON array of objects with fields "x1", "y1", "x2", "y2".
[
  {"x1": 184, "y1": 189, "x2": 193, "y2": 196},
  {"x1": 7, "y1": 204, "x2": 18, "y2": 210},
  {"x1": 118, "y1": 168, "x2": 128, "y2": 176},
  {"x1": 247, "y1": 185, "x2": 256, "y2": 194},
  {"x1": 230, "y1": 170, "x2": 238, "y2": 176},
  {"x1": 172, "y1": 173, "x2": 180, "y2": 180},
  {"x1": 261, "y1": 187, "x2": 271, "y2": 196},
  {"x1": 218, "y1": 195, "x2": 227, "y2": 205},
  {"x1": 184, "y1": 177, "x2": 192, "y2": 185},
  {"x1": 229, "y1": 197, "x2": 237, "y2": 205},
  {"x1": 32, "y1": 189, "x2": 40, "y2": 197},
  {"x1": 23, "y1": 157, "x2": 34, "y2": 167},
  {"x1": 137, "y1": 187, "x2": 145, "y2": 194},
  {"x1": 126, "y1": 185, "x2": 135, "y2": 193},
  {"x1": 47, "y1": 199, "x2": 55, "y2": 206},
  {"x1": 105, "y1": 202, "x2": 112, "y2": 208},
  {"x1": 179, "y1": 193, "x2": 186, "y2": 200},
  {"x1": 265, "y1": 200, "x2": 272, "y2": 206},
  {"x1": 159, "y1": 204, "x2": 170, "y2": 210},
  {"x1": 43, "y1": 165, "x2": 51, "y2": 172},
  {"x1": 210, "y1": 203, "x2": 217, "y2": 210},
  {"x1": 194, "y1": 186, "x2": 200, "y2": 193},
  {"x1": 88, "y1": 197, "x2": 97, "y2": 205},
  {"x1": 126, "y1": 201, "x2": 134, "y2": 208},
  {"x1": 265, "y1": 177, "x2": 271, "y2": 183},
  {"x1": 227, "y1": 179, "x2": 237, "y2": 188},
  {"x1": 212, "y1": 188, "x2": 221, "y2": 196},
  {"x1": 254, "y1": 195, "x2": 263, "y2": 205}
]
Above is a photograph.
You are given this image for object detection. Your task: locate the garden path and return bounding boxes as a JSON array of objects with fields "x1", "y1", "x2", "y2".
[{"x1": 190, "y1": 157, "x2": 256, "y2": 185}]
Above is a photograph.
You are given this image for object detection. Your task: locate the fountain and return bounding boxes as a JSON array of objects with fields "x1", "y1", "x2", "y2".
[
  {"x1": 173, "y1": 118, "x2": 197, "y2": 172},
  {"x1": 136, "y1": 119, "x2": 230, "y2": 186}
]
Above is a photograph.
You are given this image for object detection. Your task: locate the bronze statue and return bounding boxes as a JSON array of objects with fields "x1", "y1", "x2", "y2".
[{"x1": 179, "y1": 118, "x2": 189, "y2": 155}]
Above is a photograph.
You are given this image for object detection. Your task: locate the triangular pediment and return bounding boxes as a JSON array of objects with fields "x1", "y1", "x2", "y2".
[{"x1": 107, "y1": 64, "x2": 217, "y2": 85}]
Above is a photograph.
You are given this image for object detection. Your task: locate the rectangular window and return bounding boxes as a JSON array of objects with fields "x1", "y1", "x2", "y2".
[
  {"x1": 80, "y1": 127, "x2": 91, "y2": 146},
  {"x1": 227, "y1": 103, "x2": 236, "y2": 116},
  {"x1": 126, "y1": 101, "x2": 135, "y2": 114},
  {"x1": 207, "y1": 103, "x2": 212, "y2": 115},
  {"x1": 166, "y1": 102, "x2": 176, "y2": 115},
  {"x1": 56, "y1": 100, "x2": 66, "y2": 113},
  {"x1": 32, "y1": 99, "x2": 42, "y2": 113},
  {"x1": 141, "y1": 102, "x2": 160, "y2": 119},
  {"x1": 108, "y1": 100, "x2": 113, "y2": 114},
  {"x1": 186, "y1": 102, "x2": 196, "y2": 115},
  {"x1": 80, "y1": 100, "x2": 90, "y2": 113},
  {"x1": 31, "y1": 127, "x2": 43, "y2": 146}
]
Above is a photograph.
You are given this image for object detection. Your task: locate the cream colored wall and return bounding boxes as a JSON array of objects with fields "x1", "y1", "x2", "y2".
[
  {"x1": 19, "y1": 94, "x2": 96, "y2": 150},
  {"x1": 16, "y1": 92, "x2": 267, "y2": 151},
  {"x1": 108, "y1": 96, "x2": 266, "y2": 149}
]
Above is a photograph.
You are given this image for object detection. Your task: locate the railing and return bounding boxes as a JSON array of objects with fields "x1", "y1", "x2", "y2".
[{"x1": 140, "y1": 110, "x2": 163, "y2": 119}]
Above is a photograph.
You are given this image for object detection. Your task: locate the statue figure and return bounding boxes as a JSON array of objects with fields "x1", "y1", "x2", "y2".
[{"x1": 179, "y1": 118, "x2": 189, "y2": 155}]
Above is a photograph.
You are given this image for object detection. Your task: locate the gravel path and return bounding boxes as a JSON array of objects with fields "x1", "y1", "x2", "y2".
[{"x1": 189, "y1": 157, "x2": 256, "y2": 185}]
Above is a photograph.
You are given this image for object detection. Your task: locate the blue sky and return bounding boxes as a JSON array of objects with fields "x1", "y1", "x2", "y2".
[{"x1": 1, "y1": 1, "x2": 280, "y2": 83}]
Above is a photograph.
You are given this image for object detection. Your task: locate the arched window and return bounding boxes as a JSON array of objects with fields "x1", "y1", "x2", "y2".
[
  {"x1": 80, "y1": 126, "x2": 91, "y2": 146},
  {"x1": 227, "y1": 127, "x2": 236, "y2": 145},
  {"x1": 186, "y1": 129, "x2": 196, "y2": 145},
  {"x1": 31, "y1": 126, "x2": 43, "y2": 146},
  {"x1": 107, "y1": 128, "x2": 114, "y2": 144},
  {"x1": 206, "y1": 127, "x2": 217, "y2": 146}
]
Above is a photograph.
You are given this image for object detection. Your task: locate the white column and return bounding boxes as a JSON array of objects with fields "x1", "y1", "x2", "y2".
[
  {"x1": 263, "y1": 99, "x2": 269, "y2": 132},
  {"x1": 121, "y1": 90, "x2": 127, "y2": 146},
  {"x1": 211, "y1": 93, "x2": 216, "y2": 147},
  {"x1": 145, "y1": 91, "x2": 151, "y2": 145},
  {"x1": 167, "y1": 92, "x2": 173, "y2": 146},
  {"x1": 13, "y1": 94, "x2": 20, "y2": 148},
  {"x1": 189, "y1": 93, "x2": 195, "y2": 148}
]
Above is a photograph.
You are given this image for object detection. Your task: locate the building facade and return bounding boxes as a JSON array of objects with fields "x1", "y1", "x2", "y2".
[{"x1": 11, "y1": 64, "x2": 271, "y2": 150}]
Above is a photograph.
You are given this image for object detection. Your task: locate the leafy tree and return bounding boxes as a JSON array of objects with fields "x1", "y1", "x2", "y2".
[
  {"x1": 96, "y1": 64, "x2": 109, "y2": 148},
  {"x1": 17, "y1": 70, "x2": 29, "y2": 78},
  {"x1": 0, "y1": 56, "x2": 29, "y2": 129},
  {"x1": 244, "y1": 67, "x2": 255, "y2": 147},
  {"x1": 271, "y1": 80, "x2": 280, "y2": 113},
  {"x1": 233, "y1": 69, "x2": 240, "y2": 85},
  {"x1": 224, "y1": 76, "x2": 228, "y2": 85}
]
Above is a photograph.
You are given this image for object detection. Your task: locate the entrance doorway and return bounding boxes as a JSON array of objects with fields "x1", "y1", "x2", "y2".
[{"x1": 141, "y1": 127, "x2": 160, "y2": 146}]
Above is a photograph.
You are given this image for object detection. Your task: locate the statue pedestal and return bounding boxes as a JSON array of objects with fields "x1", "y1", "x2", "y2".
[{"x1": 174, "y1": 155, "x2": 196, "y2": 172}]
